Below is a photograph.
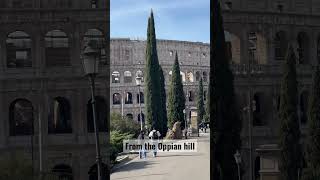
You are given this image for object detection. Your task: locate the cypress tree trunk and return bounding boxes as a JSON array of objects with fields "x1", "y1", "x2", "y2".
[
  {"x1": 304, "y1": 65, "x2": 320, "y2": 179},
  {"x1": 279, "y1": 45, "x2": 302, "y2": 180},
  {"x1": 167, "y1": 52, "x2": 186, "y2": 129},
  {"x1": 159, "y1": 66, "x2": 168, "y2": 136},
  {"x1": 144, "y1": 10, "x2": 162, "y2": 131},
  {"x1": 197, "y1": 78, "x2": 205, "y2": 124},
  {"x1": 210, "y1": 1, "x2": 241, "y2": 179}
]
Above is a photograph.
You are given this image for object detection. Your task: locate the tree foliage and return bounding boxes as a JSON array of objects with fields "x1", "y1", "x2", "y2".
[
  {"x1": 210, "y1": 1, "x2": 242, "y2": 179},
  {"x1": 279, "y1": 45, "x2": 302, "y2": 180},
  {"x1": 159, "y1": 66, "x2": 168, "y2": 135},
  {"x1": 110, "y1": 130, "x2": 135, "y2": 163},
  {"x1": 197, "y1": 78, "x2": 205, "y2": 124},
  {"x1": 303, "y1": 66, "x2": 320, "y2": 179},
  {"x1": 110, "y1": 112, "x2": 140, "y2": 137},
  {"x1": 167, "y1": 52, "x2": 186, "y2": 129},
  {"x1": 144, "y1": 10, "x2": 163, "y2": 131}
]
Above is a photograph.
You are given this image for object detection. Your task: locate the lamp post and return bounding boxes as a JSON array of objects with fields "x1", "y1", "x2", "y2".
[
  {"x1": 236, "y1": 32, "x2": 262, "y2": 180},
  {"x1": 183, "y1": 109, "x2": 187, "y2": 139},
  {"x1": 234, "y1": 150, "x2": 242, "y2": 180},
  {"x1": 82, "y1": 41, "x2": 102, "y2": 180},
  {"x1": 135, "y1": 70, "x2": 143, "y2": 131}
]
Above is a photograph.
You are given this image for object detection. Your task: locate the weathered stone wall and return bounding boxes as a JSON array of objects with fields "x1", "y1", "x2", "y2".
[{"x1": 0, "y1": 0, "x2": 109, "y2": 179}]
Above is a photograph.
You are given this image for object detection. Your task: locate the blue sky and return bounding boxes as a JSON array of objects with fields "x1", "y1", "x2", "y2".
[{"x1": 111, "y1": 0, "x2": 210, "y2": 43}]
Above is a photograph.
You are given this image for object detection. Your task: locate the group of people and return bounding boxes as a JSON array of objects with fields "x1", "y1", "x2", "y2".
[{"x1": 138, "y1": 128, "x2": 161, "y2": 159}]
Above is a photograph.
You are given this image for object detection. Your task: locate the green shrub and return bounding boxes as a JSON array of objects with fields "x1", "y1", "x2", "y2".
[
  {"x1": 110, "y1": 130, "x2": 135, "y2": 163},
  {"x1": 110, "y1": 113, "x2": 140, "y2": 137}
]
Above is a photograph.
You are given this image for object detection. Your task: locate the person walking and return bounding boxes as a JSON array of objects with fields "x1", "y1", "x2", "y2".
[
  {"x1": 138, "y1": 130, "x2": 146, "y2": 159},
  {"x1": 149, "y1": 128, "x2": 161, "y2": 157}
]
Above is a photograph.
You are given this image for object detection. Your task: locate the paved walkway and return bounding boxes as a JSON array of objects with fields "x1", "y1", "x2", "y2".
[{"x1": 111, "y1": 132, "x2": 210, "y2": 180}]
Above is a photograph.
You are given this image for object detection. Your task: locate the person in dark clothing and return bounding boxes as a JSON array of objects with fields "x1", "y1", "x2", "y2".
[{"x1": 138, "y1": 130, "x2": 146, "y2": 159}]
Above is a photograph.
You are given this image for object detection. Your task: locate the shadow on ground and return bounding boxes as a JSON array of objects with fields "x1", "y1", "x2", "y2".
[
  {"x1": 112, "y1": 161, "x2": 158, "y2": 173},
  {"x1": 156, "y1": 153, "x2": 203, "y2": 158},
  {"x1": 111, "y1": 172, "x2": 169, "y2": 180}
]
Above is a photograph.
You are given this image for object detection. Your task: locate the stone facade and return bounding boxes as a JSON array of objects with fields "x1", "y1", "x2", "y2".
[
  {"x1": 0, "y1": 0, "x2": 109, "y2": 179},
  {"x1": 221, "y1": 0, "x2": 320, "y2": 179},
  {"x1": 110, "y1": 39, "x2": 210, "y2": 126}
]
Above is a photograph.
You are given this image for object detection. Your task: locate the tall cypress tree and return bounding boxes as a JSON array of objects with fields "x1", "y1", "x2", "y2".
[
  {"x1": 197, "y1": 78, "x2": 205, "y2": 124},
  {"x1": 210, "y1": 1, "x2": 241, "y2": 179},
  {"x1": 279, "y1": 45, "x2": 302, "y2": 180},
  {"x1": 167, "y1": 52, "x2": 186, "y2": 129},
  {"x1": 159, "y1": 66, "x2": 168, "y2": 136},
  {"x1": 144, "y1": 10, "x2": 162, "y2": 131},
  {"x1": 204, "y1": 85, "x2": 210, "y2": 123},
  {"x1": 304, "y1": 65, "x2": 320, "y2": 179}
]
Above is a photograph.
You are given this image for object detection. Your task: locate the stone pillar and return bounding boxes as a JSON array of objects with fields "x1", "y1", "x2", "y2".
[{"x1": 190, "y1": 110, "x2": 198, "y2": 135}]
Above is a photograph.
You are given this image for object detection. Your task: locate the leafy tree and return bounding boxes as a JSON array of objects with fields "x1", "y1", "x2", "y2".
[
  {"x1": 159, "y1": 66, "x2": 168, "y2": 136},
  {"x1": 110, "y1": 112, "x2": 140, "y2": 137},
  {"x1": 167, "y1": 52, "x2": 186, "y2": 129},
  {"x1": 210, "y1": 1, "x2": 242, "y2": 179},
  {"x1": 303, "y1": 65, "x2": 320, "y2": 179},
  {"x1": 144, "y1": 10, "x2": 163, "y2": 131},
  {"x1": 279, "y1": 45, "x2": 302, "y2": 180}
]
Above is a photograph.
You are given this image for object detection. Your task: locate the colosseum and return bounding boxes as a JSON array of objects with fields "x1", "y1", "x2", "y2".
[
  {"x1": 110, "y1": 38, "x2": 210, "y2": 125},
  {"x1": 0, "y1": 0, "x2": 109, "y2": 179},
  {"x1": 219, "y1": 0, "x2": 320, "y2": 179},
  {"x1": 110, "y1": 0, "x2": 320, "y2": 179}
]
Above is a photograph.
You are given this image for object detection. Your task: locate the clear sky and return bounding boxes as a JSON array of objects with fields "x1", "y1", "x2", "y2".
[{"x1": 111, "y1": 0, "x2": 210, "y2": 43}]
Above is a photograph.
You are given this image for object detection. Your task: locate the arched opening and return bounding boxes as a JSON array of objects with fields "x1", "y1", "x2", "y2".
[
  {"x1": 112, "y1": 71, "x2": 120, "y2": 83},
  {"x1": 6, "y1": 31, "x2": 32, "y2": 68},
  {"x1": 274, "y1": 31, "x2": 288, "y2": 61},
  {"x1": 45, "y1": 30, "x2": 70, "y2": 67},
  {"x1": 125, "y1": 92, "x2": 133, "y2": 104},
  {"x1": 169, "y1": 71, "x2": 185, "y2": 82},
  {"x1": 124, "y1": 71, "x2": 132, "y2": 83},
  {"x1": 135, "y1": 70, "x2": 144, "y2": 82},
  {"x1": 203, "y1": 72, "x2": 208, "y2": 82},
  {"x1": 138, "y1": 113, "x2": 145, "y2": 122},
  {"x1": 277, "y1": 95, "x2": 280, "y2": 112},
  {"x1": 253, "y1": 93, "x2": 263, "y2": 126},
  {"x1": 186, "y1": 71, "x2": 194, "y2": 82},
  {"x1": 195, "y1": 71, "x2": 201, "y2": 81},
  {"x1": 52, "y1": 164, "x2": 73, "y2": 180},
  {"x1": 112, "y1": 93, "x2": 121, "y2": 105},
  {"x1": 83, "y1": 29, "x2": 106, "y2": 64},
  {"x1": 9, "y1": 99, "x2": 34, "y2": 136},
  {"x1": 225, "y1": 31, "x2": 241, "y2": 64},
  {"x1": 48, "y1": 97, "x2": 72, "y2": 134},
  {"x1": 254, "y1": 156, "x2": 261, "y2": 180},
  {"x1": 91, "y1": 0, "x2": 98, "y2": 8},
  {"x1": 87, "y1": 96, "x2": 108, "y2": 132},
  {"x1": 126, "y1": 113, "x2": 133, "y2": 120},
  {"x1": 248, "y1": 32, "x2": 268, "y2": 64},
  {"x1": 300, "y1": 91, "x2": 309, "y2": 125},
  {"x1": 188, "y1": 91, "x2": 195, "y2": 102},
  {"x1": 297, "y1": 32, "x2": 310, "y2": 65},
  {"x1": 88, "y1": 163, "x2": 108, "y2": 180},
  {"x1": 137, "y1": 92, "x2": 144, "y2": 104}
]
